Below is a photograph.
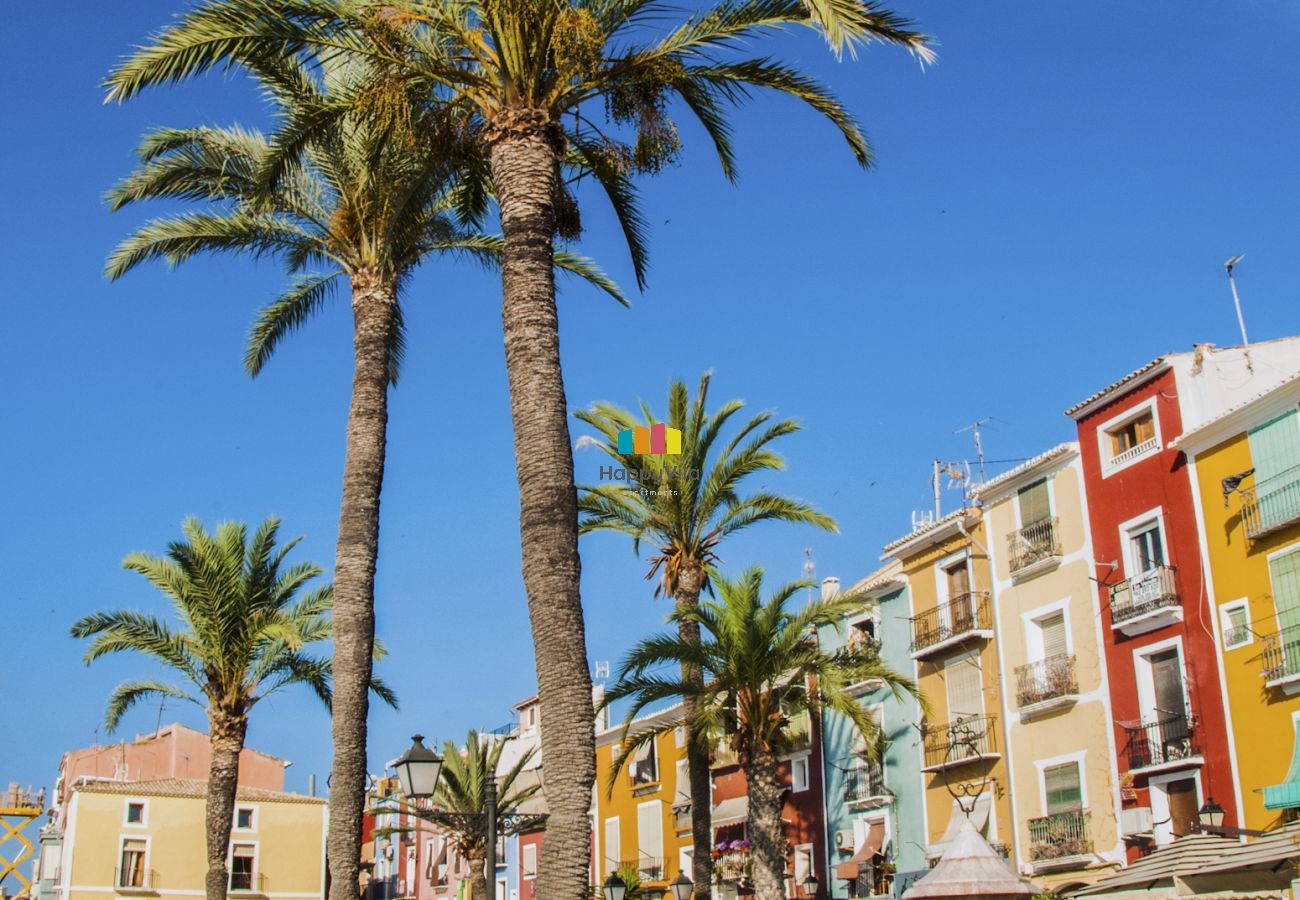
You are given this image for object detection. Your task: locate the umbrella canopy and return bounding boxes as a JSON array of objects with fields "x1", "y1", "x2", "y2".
[{"x1": 903, "y1": 819, "x2": 1037, "y2": 899}]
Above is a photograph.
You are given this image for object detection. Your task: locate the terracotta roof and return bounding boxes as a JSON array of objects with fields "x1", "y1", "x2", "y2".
[
  {"x1": 1065, "y1": 356, "x2": 1170, "y2": 419},
  {"x1": 972, "y1": 443, "x2": 1076, "y2": 501},
  {"x1": 73, "y1": 778, "x2": 325, "y2": 805}
]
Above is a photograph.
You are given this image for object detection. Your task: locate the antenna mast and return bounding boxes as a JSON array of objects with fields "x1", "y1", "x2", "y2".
[
  {"x1": 1224, "y1": 254, "x2": 1252, "y2": 372},
  {"x1": 955, "y1": 418, "x2": 990, "y2": 484},
  {"x1": 803, "y1": 547, "x2": 816, "y2": 603}
]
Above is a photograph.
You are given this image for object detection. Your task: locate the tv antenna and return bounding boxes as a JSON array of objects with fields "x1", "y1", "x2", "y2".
[
  {"x1": 803, "y1": 547, "x2": 816, "y2": 603},
  {"x1": 955, "y1": 418, "x2": 990, "y2": 484},
  {"x1": 1224, "y1": 254, "x2": 1252, "y2": 372}
]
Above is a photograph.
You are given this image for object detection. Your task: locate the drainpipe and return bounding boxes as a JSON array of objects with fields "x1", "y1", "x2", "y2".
[{"x1": 955, "y1": 517, "x2": 1022, "y2": 872}]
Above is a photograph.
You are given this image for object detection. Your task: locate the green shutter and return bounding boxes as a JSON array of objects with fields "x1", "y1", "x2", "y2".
[
  {"x1": 1018, "y1": 479, "x2": 1051, "y2": 526},
  {"x1": 1263, "y1": 718, "x2": 1300, "y2": 810},
  {"x1": 1271, "y1": 548, "x2": 1300, "y2": 632},
  {"x1": 1248, "y1": 410, "x2": 1300, "y2": 483},
  {"x1": 1044, "y1": 762, "x2": 1082, "y2": 815}
]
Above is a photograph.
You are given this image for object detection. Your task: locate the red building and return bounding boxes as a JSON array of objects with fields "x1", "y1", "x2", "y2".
[{"x1": 1067, "y1": 351, "x2": 1248, "y2": 858}]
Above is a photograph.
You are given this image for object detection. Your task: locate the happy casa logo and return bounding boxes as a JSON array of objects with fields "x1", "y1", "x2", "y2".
[
  {"x1": 617, "y1": 423, "x2": 682, "y2": 456},
  {"x1": 599, "y1": 424, "x2": 696, "y2": 492}
]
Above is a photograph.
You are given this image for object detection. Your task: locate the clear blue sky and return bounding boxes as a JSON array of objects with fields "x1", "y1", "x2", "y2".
[{"x1": 3, "y1": 1, "x2": 1299, "y2": 835}]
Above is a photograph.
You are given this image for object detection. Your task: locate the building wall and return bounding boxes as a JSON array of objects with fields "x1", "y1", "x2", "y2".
[
  {"x1": 1190, "y1": 426, "x2": 1300, "y2": 832},
  {"x1": 1073, "y1": 367, "x2": 1240, "y2": 851},
  {"x1": 61, "y1": 786, "x2": 325, "y2": 900},
  {"x1": 981, "y1": 450, "x2": 1124, "y2": 888},
  {"x1": 517, "y1": 830, "x2": 543, "y2": 900}
]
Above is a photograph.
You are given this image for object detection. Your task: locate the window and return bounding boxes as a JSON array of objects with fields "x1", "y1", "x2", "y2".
[
  {"x1": 675, "y1": 759, "x2": 690, "y2": 803},
  {"x1": 125, "y1": 801, "x2": 146, "y2": 826},
  {"x1": 521, "y1": 844, "x2": 537, "y2": 879},
  {"x1": 1129, "y1": 520, "x2": 1165, "y2": 574},
  {"x1": 790, "y1": 755, "x2": 810, "y2": 793},
  {"x1": 235, "y1": 807, "x2": 255, "y2": 830},
  {"x1": 119, "y1": 839, "x2": 147, "y2": 887},
  {"x1": 674, "y1": 726, "x2": 685, "y2": 748},
  {"x1": 945, "y1": 652, "x2": 983, "y2": 721},
  {"x1": 1039, "y1": 611, "x2": 1068, "y2": 661},
  {"x1": 636, "y1": 802, "x2": 664, "y2": 876},
  {"x1": 1017, "y1": 479, "x2": 1051, "y2": 526},
  {"x1": 1100, "y1": 403, "x2": 1161, "y2": 474},
  {"x1": 848, "y1": 615, "x2": 878, "y2": 653},
  {"x1": 603, "y1": 818, "x2": 620, "y2": 878},
  {"x1": 630, "y1": 739, "x2": 659, "y2": 785},
  {"x1": 1110, "y1": 411, "x2": 1155, "y2": 456},
  {"x1": 1043, "y1": 762, "x2": 1082, "y2": 815},
  {"x1": 230, "y1": 844, "x2": 256, "y2": 891},
  {"x1": 1220, "y1": 600, "x2": 1251, "y2": 648}
]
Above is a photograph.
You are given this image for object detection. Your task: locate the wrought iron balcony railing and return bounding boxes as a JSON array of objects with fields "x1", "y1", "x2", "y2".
[
  {"x1": 1109, "y1": 565, "x2": 1180, "y2": 627},
  {"x1": 1014, "y1": 653, "x2": 1079, "y2": 709},
  {"x1": 840, "y1": 757, "x2": 889, "y2": 805},
  {"x1": 1027, "y1": 809, "x2": 1093, "y2": 862},
  {"x1": 1008, "y1": 517, "x2": 1062, "y2": 573},
  {"x1": 1262, "y1": 623, "x2": 1300, "y2": 686},
  {"x1": 1122, "y1": 712, "x2": 1200, "y2": 771},
  {"x1": 1242, "y1": 465, "x2": 1300, "y2": 539},
  {"x1": 115, "y1": 869, "x2": 158, "y2": 891},
  {"x1": 910, "y1": 592, "x2": 993, "y2": 655},
  {"x1": 922, "y1": 714, "x2": 998, "y2": 770},
  {"x1": 617, "y1": 858, "x2": 666, "y2": 883},
  {"x1": 229, "y1": 872, "x2": 268, "y2": 894}
]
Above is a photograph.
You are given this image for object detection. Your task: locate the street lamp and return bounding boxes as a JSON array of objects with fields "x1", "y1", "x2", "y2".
[
  {"x1": 391, "y1": 735, "x2": 443, "y2": 799},
  {"x1": 669, "y1": 872, "x2": 693, "y2": 900},
  {"x1": 602, "y1": 873, "x2": 627, "y2": 900},
  {"x1": 1198, "y1": 798, "x2": 1226, "y2": 830},
  {"x1": 801, "y1": 872, "x2": 820, "y2": 896}
]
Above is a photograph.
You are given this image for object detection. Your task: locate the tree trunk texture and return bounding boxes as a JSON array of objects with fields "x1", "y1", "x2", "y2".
[
  {"x1": 674, "y1": 562, "x2": 714, "y2": 897},
  {"x1": 327, "y1": 273, "x2": 396, "y2": 900},
  {"x1": 488, "y1": 116, "x2": 595, "y2": 900},
  {"x1": 745, "y1": 750, "x2": 787, "y2": 900},
  {"x1": 466, "y1": 847, "x2": 487, "y2": 900},
  {"x1": 205, "y1": 714, "x2": 248, "y2": 900}
]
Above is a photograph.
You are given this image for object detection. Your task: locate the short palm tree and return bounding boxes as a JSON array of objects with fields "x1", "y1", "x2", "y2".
[
  {"x1": 70, "y1": 517, "x2": 396, "y2": 900},
  {"x1": 575, "y1": 373, "x2": 835, "y2": 888},
  {"x1": 604, "y1": 567, "x2": 922, "y2": 900},
  {"x1": 105, "y1": 5, "x2": 931, "y2": 896},
  {"x1": 105, "y1": 56, "x2": 621, "y2": 889}
]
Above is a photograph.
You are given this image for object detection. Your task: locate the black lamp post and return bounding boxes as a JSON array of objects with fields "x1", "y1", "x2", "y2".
[
  {"x1": 1193, "y1": 796, "x2": 1265, "y2": 837},
  {"x1": 601, "y1": 872, "x2": 627, "y2": 900},
  {"x1": 669, "y1": 871, "x2": 693, "y2": 900},
  {"x1": 801, "y1": 872, "x2": 820, "y2": 897},
  {"x1": 1198, "y1": 798, "x2": 1226, "y2": 830}
]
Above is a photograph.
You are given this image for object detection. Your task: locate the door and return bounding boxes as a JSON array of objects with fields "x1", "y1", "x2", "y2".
[
  {"x1": 945, "y1": 560, "x2": 973, "y2": 632},
  {"x1": 1166, "y1": 778, "x2": 1199, "y2": 838},
  {"x1": 1150, "y1": 649, "x2": 1190, "y2": 763}
]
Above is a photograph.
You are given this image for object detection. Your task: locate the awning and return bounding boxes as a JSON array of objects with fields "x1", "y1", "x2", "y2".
[
  {"x1": 712, "y1": 796, "x2": 748, "y2": 828},
  {"x1": 835, "y1": 822, "x2": 885, "y2": 881},
  {"x1": 1263, "y1": 718, "x2": 1300, "y2": 809},
  {"x1": 927, "y1": 794, "x2": 991, "y2": 859}
]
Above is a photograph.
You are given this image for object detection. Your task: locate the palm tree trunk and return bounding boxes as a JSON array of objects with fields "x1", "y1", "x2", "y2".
[
  {"x1": 674, "y1": 562, "x2": 714, "y2": 897},
  {"x1": 327, "y1": 271, "x2": 396, "y2": 900},
  {"x1": 487, "y1": 116, "x2": 595, "y2": 900},
  {"x1": 466, "y1": 846, "x2": 487, "y2": 900},
  {"x1": 744, "y1": 750, "x2": 787, "y2": 900},
  {"x1": 205, "y1": 714, "x2": 248, "y2": 900}
]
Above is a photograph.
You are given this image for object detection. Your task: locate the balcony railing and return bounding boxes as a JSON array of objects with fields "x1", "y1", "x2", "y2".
[
  {"x1": 1262, "y1": 623, "x2": 1300, "y2": 686},
  {"x1": 1122, "y1": 712, "x2": 1200, "y2": 771},
  {"x1": 617, "y1": 858, "x2": 666, "y2": 883},
  {"x1": 229, "y1": 872, "x2": 268, "y2": 895},
  {"x1": 1111, "y1": 436, "x2": 1159, "y2": 469},
  {"x1": 911, "y1": 593, "x2": 993, "y2": 655},
  {"x1": 1109, "y1": 566, "x2": 1180, "y2": 627},
  {"x1": 115, "y1": 869, "x2": 157, "y2": 892},
  {"x1": 1014, "y1": 654, "x2": 1079, "y2": 709},
  {"x1": 1027, "y1": 809, "x2": 1093, "y2": 862},
  {"x1": 1008, "y1": 517, "x2": 1062, "y2": 574},
  {"x1": 840, "y1": 757, "x2": 889, "y2": 805},
  {"x1": 847, "y1": 627, "x2": 882, "y2": 656},
  {"x1": 922, "y1": 714, "x2": 998, "y2": 770},
  {"x1": 1242, "y1": 465, "x2": 1300, "y2": 539}
]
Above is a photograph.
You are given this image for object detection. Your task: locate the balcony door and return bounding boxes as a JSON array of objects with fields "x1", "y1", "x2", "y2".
[
  {"x1": 1150, "y1": 649, "x2": 1186, "y2": 717},
  {"x1": 944, "y1": 558, "x2": 973, "y2": 632},
  {"x1": 1269, "y1": 548, "x2": 1300, "y2": 672}
]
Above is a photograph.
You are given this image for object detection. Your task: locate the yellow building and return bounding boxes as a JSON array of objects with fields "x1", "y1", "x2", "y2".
[
  {"x1": 1177, "y1": 374, "x2": 1300, "y2": 832},
  {"x1": 593, "y1": 704, "x2": 691, "y2": 893},
  {"x1": 975, "y1": 443, "x2": 1124, "y2": 890},
  {"x1": 56, "y1": 778, "x2": 327, "y2": 900},
  {"x1": 882, "y1": 509, "x2": 1016, "y2": 864}
]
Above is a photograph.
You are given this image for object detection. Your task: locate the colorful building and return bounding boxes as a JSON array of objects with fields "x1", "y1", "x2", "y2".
[
  {"x1": 974, "y1": 443, "x2": 1124, "y2": 890},
  {"x1": 817, "y1": 566, "x2": 929, "y2": 898},
  {"x1": 881, "y1": 509, "x2": 1016, "y2": 866},
  {"x1": 55, "y1": 778, "x2": 325, "y2": 900},
  {"x1": 1175, "y1": 372, "x2": 1300, "y2": 832}
]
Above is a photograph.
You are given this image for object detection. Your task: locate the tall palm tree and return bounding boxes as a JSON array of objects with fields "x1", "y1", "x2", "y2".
[
  {"x1": 574, "y1": 373, "x2": 835, "y2": 889},
  {"x1": 70, "y1": 516, "x2": 396, "y2": 900},
  {"x1": 104, "y1": 5, "x2": 931, "y2": 896},
  {"x1": 105, "y1": 57, "x2": 622, "y2": 896},
  {"x1": 604, "y1": 567, "x2": 922, "y2": 900}
]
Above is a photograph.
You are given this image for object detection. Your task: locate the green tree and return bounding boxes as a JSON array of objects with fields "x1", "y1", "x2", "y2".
[
  {"x1": 105, "y1": 56, "x2": 621, "y2": 895},
  {"x1": 604, "y1": 567, "x2": 923, "y2": 900},
  {"x1": 104, "y1": 4, "x2": 931, "y2": 896},
  {"x1": 574, "y1": 372, "x2": 835, "y2": 888},
  {"x1": 70, "y1": 517, "x2": 396, "y2": 900}
]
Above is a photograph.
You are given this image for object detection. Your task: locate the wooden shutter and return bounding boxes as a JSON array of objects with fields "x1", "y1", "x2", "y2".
[
  {"x1": 1041, "y1": 612, "x2": 1068, "y2": 659},
  {"x1": 637, "y1": 802, "x2": 664, "y2": 865},
  {"x1": 1134, "y1": 413, "x2": 1155, "y2": 444},
  {"x1": 1167, "y1": 779, "x2": 1199, "y2": 837},
  {"x1": 945, "y1": 654, "x2": 982, "y2": 719},
  {"x1": 1044, "y1": 762, "x2": 1082, "y2": 814},
  {"x1": 1248, "y1": 411, "x2": 1300, "y2": 483},
  {"x1": 1018, "y1": 479, "x2": 1051, "y2": 526}
]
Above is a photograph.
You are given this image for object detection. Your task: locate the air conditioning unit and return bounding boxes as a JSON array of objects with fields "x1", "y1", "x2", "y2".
[
  {"x1": 1120, "y1": 806, "x2": 1153, "y2": 836},
  {"x1": 834, "y1": 830, "x2": 855, "y2": 851}
]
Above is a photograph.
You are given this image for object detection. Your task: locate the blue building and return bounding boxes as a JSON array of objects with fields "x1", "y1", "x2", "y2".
[{"x1": 817, "y1": 567, "x2": 929, "y2": 898}]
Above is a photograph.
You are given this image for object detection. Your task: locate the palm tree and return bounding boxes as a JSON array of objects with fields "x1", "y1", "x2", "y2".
[
  {"x1": 105, "y1": 57, "x2": 623, "y2": 895},
  {"x1": 574, "y1": 373, "x2": 835, "y2": 889},
  {"x1": 381, "y1": 730, "x2": 541, "y2": 900},
  {"x1": 604, "y1": 567, "x2": 922, "y2": 900},
  {"x1": 70, "y1": 516, "x2": 396, "y2": 900},
  {"x1": 104, "y1": 5, "x2": 932, "y2": 896}
]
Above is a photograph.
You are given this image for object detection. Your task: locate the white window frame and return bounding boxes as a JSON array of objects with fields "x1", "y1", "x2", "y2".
[
  {"x1": 1266, "y1": 541, "x2": 1300, "y2": 633},
  {"x1": 1219, "y1": 599, "x2": 1252, "y2": 649},
  {"x1": 1097, "y1": 397, "x2": 1162, "y2": 477},
  {"x1": 1148, "y1": 770, "x2": 1201, "y2": 847},
  {"x1": 792, "y1": 843, "x2": 814, "y2": 893},
  {"x1": 789, "y1": 753, "x2": 810, "y2": 793},
  {"x1": 117, "y1": 834, "x2": 152, "y2": 887},
  {"x1": 1116, "y1": 506, "x2": 1170, "y2": 578},
  {"x1": 1132, "y1": 636, "x2": 1187, "y2": 723},
  {"x1": 934, "y1": 550, "x2": 972, "y2": 610},
  {"x1": 1020, "y1": 597, "x2": 1073, "y2": 664},
  {"x1": 1033, "y1": 750, "x2": 1088, "y2": 815},
  {"x1": 521, "y1": 842, "x2": 538, "y2": 880},
  {"x1": 233, "y1": 804, "x2": 258, "y2": 833},
  {"x1": 122, "y1": 799, "x2": 148, "y2": 828},
  {"x1": 227, "y1": 840, "x2": 260, "y2": 892}
]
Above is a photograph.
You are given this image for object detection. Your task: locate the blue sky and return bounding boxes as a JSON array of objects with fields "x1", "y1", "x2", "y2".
[{"x1": 3, "y1": 0, "x2": 1299, "y2": 834}]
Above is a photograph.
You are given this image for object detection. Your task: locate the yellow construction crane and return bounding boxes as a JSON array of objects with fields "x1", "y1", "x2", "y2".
[{"x1": 1, "y1": 784, "x2": 46, "y2": 894}]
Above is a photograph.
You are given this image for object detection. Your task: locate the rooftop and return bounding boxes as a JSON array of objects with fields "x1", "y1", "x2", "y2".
[
  {"x1": 73, "y1": 777, "x2": 324, "y2": 805},
  {"x1": 972, "y1": 443, "x2": 1076, "y2": 501}
]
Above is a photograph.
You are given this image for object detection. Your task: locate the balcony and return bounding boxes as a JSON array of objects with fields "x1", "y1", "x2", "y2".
[
  {"x1": 1242, "y1": 465, "x2": 1300, "y2": 540},
  {"x1": 841, "y1": 757, "x2": 890, "y2": 809},
  {"x1": 1014, "y1": 654, "x2": 1079, "y2": 717},
  {"x1": 1262, "y1": 623, "x2": 1300, "y2": 693},
  {"x1": 910, "y1": 593, "x2": 994, "y2": 659},
  {"x1": 1122, "y1": 712, "x2": 1201, "y2": 773},
  {"x1": 618, "y1": 857, "x2": 666, "y2": 884},
  {"x1": 1109, "y1": 566, "x2": 1182, "y2": 636},
  {"x1": 922, "y1": 714, "x2": 999, "y2": 771},
  {"x1": 1027, "y1": 810, "x2": 1093, "y2": 871},
  {"x1": 1008, "y1": 517, "x2": 1063, "y2": 578},
  {"x1": 114, "y1": 869, "x2": 158, "y2": 894}
]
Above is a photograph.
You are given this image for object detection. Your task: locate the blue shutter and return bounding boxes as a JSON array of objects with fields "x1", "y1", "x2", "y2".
[{"x1": 1248, "y1": 410, "x2": 1300, "y2": 483}]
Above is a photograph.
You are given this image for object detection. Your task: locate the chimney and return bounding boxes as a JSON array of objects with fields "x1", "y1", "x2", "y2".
[
  {"x1": 592, "y1": 684, "x2": 610, "y2": 732},
  {"x1": 308, "y1": 773, "x2": 316, "y2": 797},
  {"x1": 821, "y1": 577, "x2": 841, "y2": 600}
]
